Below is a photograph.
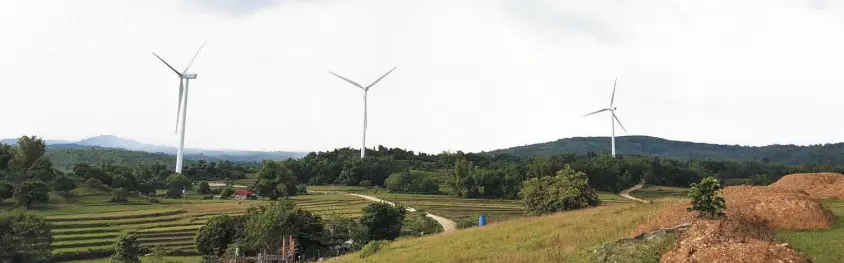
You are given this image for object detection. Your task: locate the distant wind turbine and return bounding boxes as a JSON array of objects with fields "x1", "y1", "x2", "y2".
[
  {"x1": 329, "y1": 67, "x2": 397, "y2": 158},
  {"x1": 584, "y1": 77, "x2": 628, "y2": 157},
  {"x1": 152, "y1": 42, "x2": 207, "y2": 174}
]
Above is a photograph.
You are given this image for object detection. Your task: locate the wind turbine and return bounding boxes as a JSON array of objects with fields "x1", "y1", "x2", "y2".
[
  {"x1": 329, "y1": 67, "x2": 397, "y2": 158},
  {"x1": 584, "y1": 77, "x2": 627, "y2": 157},
  {"x1": 152, "y1": 42, "x2": 206, "y2": 174}
]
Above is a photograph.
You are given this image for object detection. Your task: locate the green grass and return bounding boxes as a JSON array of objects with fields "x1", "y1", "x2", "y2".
[
  {"x1": 629, "y1": 186, "x2": 690, "y2": 200},
  {"x1": 777, "y1": 199, "x2": 844, "y2": 263},
  {"x1": 335, "y1": 198, "x2": 686, "y2": 263}
]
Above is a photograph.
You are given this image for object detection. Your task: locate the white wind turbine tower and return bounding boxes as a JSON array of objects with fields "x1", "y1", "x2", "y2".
[
  {"x1": 329, "y1": 67, "x2": 397, "y2": 158},
  {"x1": 584, "y1": 77, "x2": 628, "y2": 157},
  {"x1": 152, "y1": 42, "x2": 207, "y2": 174}
]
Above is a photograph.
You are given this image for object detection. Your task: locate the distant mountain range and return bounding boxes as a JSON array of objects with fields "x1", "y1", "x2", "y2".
[
  {"x1": 0, "y1": 135, "x2": 308, "y2": 162},
  {"x1": 487, "y1": 136, "x2": 844, "y2": 165}
]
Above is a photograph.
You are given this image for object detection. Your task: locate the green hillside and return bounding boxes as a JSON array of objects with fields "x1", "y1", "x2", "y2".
[
  {"x1": 45, "y1": 147, "x2": 186, "y2": 170},
  {"x1": 488, "y1": 136, "x2": 844, "y2": 165}
]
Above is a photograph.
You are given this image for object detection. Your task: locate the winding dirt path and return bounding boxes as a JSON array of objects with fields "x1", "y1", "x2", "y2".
[
  {"x1": 311, "y1": 191, "x2": 457, "y2": 234},
  {"x1": 620, "y1": 181, "x2": 648, "y2": 203}
]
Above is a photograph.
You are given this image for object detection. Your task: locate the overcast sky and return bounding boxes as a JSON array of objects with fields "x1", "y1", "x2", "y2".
[{"x1": 1, "y1": 0, "x2": 842, "y2": 153}]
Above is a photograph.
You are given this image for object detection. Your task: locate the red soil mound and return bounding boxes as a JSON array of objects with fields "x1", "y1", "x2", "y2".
[
  {"x1": 661, "y1": 218, "x2": 807, "y2": 263},
  {"x1": 770, "y1": 172, "x2": 844, "y2": 199},
  {"x1": 632, "y1": 186, "x2": 834, "y2": 236},
  {"x1": 722, "y1": 186, "x2": 835, "y2": 230}
]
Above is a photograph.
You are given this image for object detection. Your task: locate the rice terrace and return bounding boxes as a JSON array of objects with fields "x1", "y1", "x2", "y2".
[{"x1": 3, "y1": 1, "x2": 844, "y2": 263}]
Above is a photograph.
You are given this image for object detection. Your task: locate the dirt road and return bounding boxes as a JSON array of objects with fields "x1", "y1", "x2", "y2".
[
  {"x1": 620, "y1": 181, "x2": 648, "y2": 203},
  {"x1": 311, "y1": 191, "x2": 457, "y2": 234}
]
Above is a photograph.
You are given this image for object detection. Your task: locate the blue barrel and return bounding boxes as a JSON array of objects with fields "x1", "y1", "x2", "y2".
[{"x1": 478, "y1": 215, "x2": 487, "y2": 226}]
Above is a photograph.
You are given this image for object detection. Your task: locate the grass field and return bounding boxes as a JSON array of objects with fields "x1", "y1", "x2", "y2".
[
  {"x1": 777, "y1": 198, "x2": 844, "y2": 263},
  {"x1": 334, "y1": 198, "x2": 685, "y2": 263},
  {"x1": 629, "y1": 186, "x2": 690, "y2": 200},
  {"x1": 7, "y1": 185, "x2": 370, "y2": 262},
  {"x1": 310, "y1": 185, "x2": 632, "y2": 223}
]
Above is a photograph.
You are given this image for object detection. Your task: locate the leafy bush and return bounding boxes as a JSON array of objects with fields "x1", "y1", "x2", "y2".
[
  {"x1": 296, "y1": 184, "x2": 308, "y2": 195},
  {"x1": 111, "y1": 188, "x2": 129, "y2": 202},
  {"x1": 455, "y1": 214, "x2": 481, "y2": 229},
  {"x1": 687, "y1": 176, "x2": 726, "y2": 219},
  {"x1": 401, "y1": 211, "x2": 442, "y2": 236},
  {"x1": 210, "y1": 188, "x2": 222, "y2": 195},
  {"x1": 360, "y1": 240, "x2": 390, "y2": 259},
  {"x1": 359, "y1": 180, "x2": 372, "y2": 187},
  {"x1": 520, "y1": 165, "x2": 600, "y2": 215}
]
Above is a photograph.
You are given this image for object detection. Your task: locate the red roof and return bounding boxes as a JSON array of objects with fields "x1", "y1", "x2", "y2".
[{"x1": 234, "y1": 189, "x2": 252, "y2": 196}]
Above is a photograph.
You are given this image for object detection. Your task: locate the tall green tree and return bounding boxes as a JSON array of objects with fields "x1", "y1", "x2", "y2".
[
  {"x1": 195, "y1": 214, "x2": 245, "y2": 257},
  {"x1": 252, "y1": 160, "x2": 297, "y2": 199},
  {"x1": 13, "y1": 136, "x2": 46, "y2": 169},
  {"x1": 244, "y1": 200, "x2": 324, "y2": 254},
  {"x1": 359, "y1": 202, "x2": 406, "y2": 241},
  {"x1": 0, "y1": 181, "x2": 13, "y2": 201},
  {"x1": 0, "y1": 211, "x2": 53, "y2": 262},
  {"x1": 110, "y1": 234, "x2": 148, "y2": 263},
  {"x1": 14, "y1": 180, "x2": 50, "y2": 209},
  {"x1": 54, "y1": 176, "x2": 77, "y2": 194}
]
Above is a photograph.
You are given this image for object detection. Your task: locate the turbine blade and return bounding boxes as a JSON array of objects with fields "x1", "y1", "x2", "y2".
[
  {"x1": 183, "y1": 41, "x2": 207, "y2": 72},
  {"x1": 365, "y1": 67, "x2": 397, "y2": 91},
  {"x1": 329, "y1": 71, "x2": 364, "y2": 89},
  {"x1": 613, "y1": 112, "x2": 628, "y2": 133},
  {"x1": 610, "y1": 77, "x2": 617, "y2": 106},
  {"x1": 153, "y1": 53, "x2": 181, "y2": 76},
  {"x1": 175, "y1": 79, "x2": 184, "y2": 134},
  {"x1": 583, "y1": 108, "x2": 609, "y2": 117}
]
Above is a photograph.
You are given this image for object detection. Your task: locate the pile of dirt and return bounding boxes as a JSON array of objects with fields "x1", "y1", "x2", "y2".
[
  {"x1": 770, "y1": 172, "x2": 844, "y2": 199},
  {"x1": 722, "y1": 186, "x2": 835, "y2": 230},
  {"x1": 661, "y1": 217, "x2": 807, "y2": 263},
  {"x1": 631, "y1": 186, "x2": 835, "y2": 236}
]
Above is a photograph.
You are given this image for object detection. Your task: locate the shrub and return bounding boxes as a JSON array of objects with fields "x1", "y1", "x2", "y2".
[
  {"x1": 296, "y1": 184, "x2": 308, "y2": 195},
  {"x1": 360, "y1": 240, "x2": 390, "y2": 259},
  {"x1": 359, "y1": 180, "x2": 372, "y2": 187},
  {"x1": 401, "y1": 211, "x2": 443, "y2": 236},
  {"x1": 210, "y1": 188, "x2": 222, "y2": 195},
  {"x1": 687, "y1": 176, "x2": 726, "y2": 219},
  {"x1": 85, "y1": 178, "x2": 110, "y2": 190},
  {"x1": 455, "y1": 214, "x2": 481, "y2": 229},
  {"x1": 111, "y1": 188, "x2": 129, "y2": 202},
  {"x1": 520, "y1": 165, "x2": 600, "y2": 215}
]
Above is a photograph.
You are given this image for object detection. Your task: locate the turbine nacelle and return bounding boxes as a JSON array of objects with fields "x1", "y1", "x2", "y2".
[{"x1": 182, "y1": 73, "x2": 197, "y2": 79}]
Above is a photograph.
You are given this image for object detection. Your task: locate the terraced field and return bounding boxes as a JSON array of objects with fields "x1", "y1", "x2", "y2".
[
  {"x1": 310, "y1": 186, "x2": 632, "y2": 224},
  {"x1": 45, "y1": 193, "x2": 370, "y2": 262}
]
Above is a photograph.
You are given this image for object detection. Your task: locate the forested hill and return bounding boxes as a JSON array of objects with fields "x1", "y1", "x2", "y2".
[
  {"x1": 487, "y1": 136, "x2": 844, "y2": 165},
  {"x1": 44, "y1": 146, "x2": 261, "y2": 170}
]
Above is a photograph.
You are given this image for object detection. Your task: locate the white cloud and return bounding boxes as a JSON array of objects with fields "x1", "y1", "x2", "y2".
[{"x1": 1, "y1": 0, "x2": 842, "y2": 154}]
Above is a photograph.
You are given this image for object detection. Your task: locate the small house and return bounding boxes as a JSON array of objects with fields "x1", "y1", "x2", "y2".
[{"x1": 233, "y1": 189, "x2": 254, "y2": 200}]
